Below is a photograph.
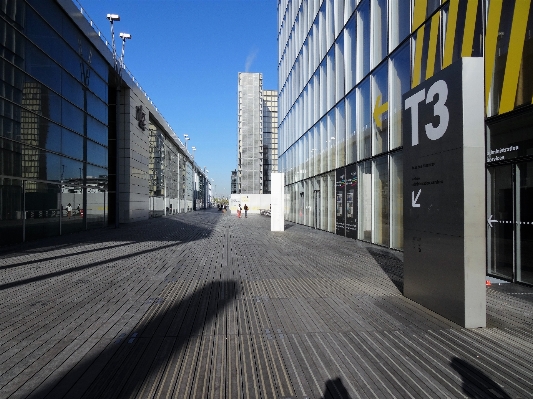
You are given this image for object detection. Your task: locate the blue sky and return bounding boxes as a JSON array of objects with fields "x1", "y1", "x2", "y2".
[{"x1": 78, "y1": 0, "x2": 279, "y2": 197}]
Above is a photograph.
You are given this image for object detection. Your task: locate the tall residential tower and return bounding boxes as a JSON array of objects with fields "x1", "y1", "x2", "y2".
[{"x1": 237, "y1": 73, "x2": 278, "y2": 194}]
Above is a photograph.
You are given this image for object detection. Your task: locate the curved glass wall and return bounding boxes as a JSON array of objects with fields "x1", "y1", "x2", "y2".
[{"x1": 278, "y1": 0, "x2": 488, "y2": 251}]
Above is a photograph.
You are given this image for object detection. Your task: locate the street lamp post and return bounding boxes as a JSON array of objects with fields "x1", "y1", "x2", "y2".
[{"x1": 107, "y1": 13, "x2": 131, "y2": 228}]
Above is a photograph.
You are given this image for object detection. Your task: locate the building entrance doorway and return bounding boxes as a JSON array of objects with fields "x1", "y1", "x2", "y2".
[
  {"x1": 488, "y1": 161, "x2": 533, "y2": 285},
  {"x1": 313, "y1": 189, "x2": 320, "y2": 229}
]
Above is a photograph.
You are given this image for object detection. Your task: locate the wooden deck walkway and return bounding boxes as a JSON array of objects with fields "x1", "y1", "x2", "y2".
[{"x1": 0, "y1": 209, "x2": 532, "y2": 398}]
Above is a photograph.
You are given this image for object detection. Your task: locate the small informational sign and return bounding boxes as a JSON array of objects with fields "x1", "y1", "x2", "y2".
[
  {"x1": 402, "y1": 58, "x2": 486, "y2": 328},
  {"x1": 335, "y1": 168, "x2": 346, "y2": 236}
]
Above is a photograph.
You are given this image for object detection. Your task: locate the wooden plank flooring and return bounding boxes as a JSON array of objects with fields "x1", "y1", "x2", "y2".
[{"x1": 1, "y1": 210, "x2": 532, "y2": 398}]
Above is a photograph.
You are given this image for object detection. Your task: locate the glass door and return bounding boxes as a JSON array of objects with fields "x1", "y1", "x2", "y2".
[
  {"x1": 517, "y1": 162, "x2": 533, "y2": 284},
  {"x1": 487, "y1": 165, "x2": 514, "y2": 280}
]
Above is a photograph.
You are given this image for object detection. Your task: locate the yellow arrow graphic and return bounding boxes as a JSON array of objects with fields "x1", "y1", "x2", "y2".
[{"x1": 373, "y1": 95, "x2": 388, "y2": 130}]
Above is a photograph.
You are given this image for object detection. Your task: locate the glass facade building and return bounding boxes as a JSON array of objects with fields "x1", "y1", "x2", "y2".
[
  {"x1": 1, "y1": 0, "x2": 109, "y2": 245},
  {"x1": 0, "y1": 0, "x2": 208, "y2": 246},
  {"x1": 278, "y1": 0, "x2": 533, "y2": 285}
]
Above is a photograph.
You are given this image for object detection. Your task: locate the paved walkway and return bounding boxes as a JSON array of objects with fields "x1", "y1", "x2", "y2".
[{"x1": 1, "y1": 209, "x2": 532, "y2": 399}]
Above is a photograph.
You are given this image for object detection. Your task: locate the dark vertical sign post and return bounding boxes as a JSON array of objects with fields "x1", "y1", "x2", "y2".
[
  {"x1": 345, "y1": 164, "x2": 358, "y2": 239},
  {"x1": 335, "y1": 168, "x2": 346, "y2": 236},
  {"x1": 402, "y1": 58, "x2": 486, "y2": 328}
]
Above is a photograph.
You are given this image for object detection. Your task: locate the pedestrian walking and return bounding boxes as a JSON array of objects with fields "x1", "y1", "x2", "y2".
[
  {"x1": 244, "y1": 204, "x2": 248, "y2": 218},
  {"x1": 66, "y1": 203, "x2": 72, "y2": 219},
  {"x1": 237, "y1": 204, "x2": 242, "y2": 218}
]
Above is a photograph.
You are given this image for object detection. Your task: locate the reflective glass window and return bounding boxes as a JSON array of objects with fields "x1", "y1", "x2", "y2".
[
  {"x1": 61, "y1": 70, "x2": 84, "y2": 109},
  {"x1": 391, "y1": 151, "x2": 403, "y2": 250},
  {"x1": 371, "y1": 0, "x2": 388, "y2": 68},
  {"x1": 345, "y1": 16, "x2": 357, "y2": 93},
  {"x1": 25, "y1": 42, "x2": 61, "y2": 93},
  {"x1": 320, "y1": 59, "x2": 327, "y2": 117},
  {"x1": 0, "y1": 114, "x2": 20, "y2": 142},
  {"x1": 27, "y1": 0, "x2": 64, "y2": 34},
  {"x1": 89, "y1": 74, "x2": 108, "y2": 103},
  {"x1": 390, "y1": 0, "x2": 411, "y2": 51},
  {"x1": 0, "y1": 138, "x2": 22, "y2": 177},
  {"x1": 24, "y1": 181, "x2": 60, "y2": 241},
  {"x1": 87, "y1": 116, "x2": 107, "y2": 146},
  {"x1": 335, "y1": 32, "x2": 345, "y2": 102},
  {"x1": 336, "y1": 100, "x2": 346, "y2": 168},
  {"x1": 327, "y1": 47, "x2": 335, "y2": 111},
  {"x1": 320, "y1": 117, "x2": 327, "y2": 173},
  {"x1": 345, "y1": 0, "x2": 356, "y2": 22},
  {"x1": 25, "y1": 6, "x2": 63, "y2": 65},
  {"x1": 358, "y1": 160, "x2": 372, "y2": 241},
  {"x1": 62, "y1": 129, "x2": 83, "y2": 160},
  {"x1": 372, "y1": 62, "x2": 388, "y2": 155},
  {"x1": 345, "y1": 89, "x2": 357, "y2": 164},
  {"x1": 2, "y1": 0, "x2": 25, "y2": 27},
  {"x1": 61, "y1": 100, "x2": 83, "y2": 135},
  {"x1": 373, "y1": 155, "x2": 389, "y2": 246},
  {"x1": 327, "y1": 109, "x2": 336, "y2": 171},
  {"x1": 390, "y1": 42, "x2": 411, "y2": 149},
  {"x1": 412, "y1": 12, "x2": 442, "y2": 88},
  {"x1": 356, "y1": 0, "x2": 370, "y2": 82},
  {"x1": 87, "y1": 91, "x2": 108, "y2": 124},
  {"x1": 0, "y1": 18, "x2": 24, "y2": 60},
  {"x1": 486, "y1": 1, "x2": 533, "y2": 116},
  {"x1": 61, "y1": 156, "x2": 83, "y2": 182},
  {"x1": 0, "y1": 178, "x2": 23, "y2": 246},
  {"x1": 357, "y1": 77, "x2": 371, "y2": 160},
  {"x1": 42, "y1": 119, "x2": 61, "y2": 153}
]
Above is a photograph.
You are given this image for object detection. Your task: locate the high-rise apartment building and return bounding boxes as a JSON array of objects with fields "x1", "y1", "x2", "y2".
[
  {"x1": 237, "y1": 73, "x2": 278, "y2": 194},
  {"x1": 231, "y1": 169, "x2": 238, "y2": 194},
  {"x1": 238, "y1": 73, "x2": 263, "y2": 194},
  {"x1": 278, "y1": 0, "x2": 533, "y2": 286},
  {"x1": 262, "y1": 90, "x2": 279, "y2": 194}
]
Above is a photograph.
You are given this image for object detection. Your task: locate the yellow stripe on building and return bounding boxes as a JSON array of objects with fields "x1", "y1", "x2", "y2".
[
  {"x1": 499, "y1": 0, "x2": 532, "y2": 114},
  {"x1": 413, "y1": 0, "x2": 428, "y2": 32},
  {"x1": 443, "y1": 0, "x2": 459, "y2": 68},
  {"x1": 484, "y1": 0, "x2": 503, "y2": 109},
  {"x1": 461, "y1": 0, "x2": 479, "y2": 57},
  {"x1": 426, "y1": 12, "x2": 440, "y2": 79},
  {"x1": 413, "y1": 27, "x2": 425, "y2": 88}
]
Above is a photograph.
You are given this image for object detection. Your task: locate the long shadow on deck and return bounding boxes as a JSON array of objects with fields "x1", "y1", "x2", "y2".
[
  {"x1": 322, "y1": 377, "x2": 352, "y2": 399},
  {"x1": 366, "y1": 247, "x2": 404, "y2": 293},
  {"x1": 29, "y1": 279, "x2": 239, "y2": 398},
  {"x1": 451, "y1": 357, "x2": 511, "y2": 399}
]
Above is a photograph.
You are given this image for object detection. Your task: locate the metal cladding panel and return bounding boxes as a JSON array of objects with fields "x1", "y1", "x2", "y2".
[{"x1": 403, "y1": 58, "x2": 486, "y2": 328}]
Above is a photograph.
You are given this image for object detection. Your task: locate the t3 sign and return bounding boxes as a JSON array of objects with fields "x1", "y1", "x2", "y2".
[{"x1": 402, "y1": 58, "x2": 486, "y2": 328}]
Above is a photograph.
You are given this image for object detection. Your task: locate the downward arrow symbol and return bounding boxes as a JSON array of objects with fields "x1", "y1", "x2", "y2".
[{"x1": 412, "y1": 189, "x2": 421, "y2": 208}]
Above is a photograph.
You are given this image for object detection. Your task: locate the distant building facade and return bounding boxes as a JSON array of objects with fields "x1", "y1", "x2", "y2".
[
  {"x1": 0, "y1": 0, "x2": 208, "y2": 246},
  {"x1": 237, "y1": 73, "x2": 278, "y2": 194},
  {"x1": 231, "y1": 169, "x2": 237, "y2": 194}
]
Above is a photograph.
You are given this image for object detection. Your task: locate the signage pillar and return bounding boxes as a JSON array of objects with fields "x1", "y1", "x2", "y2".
[
  {"x1": 403, "y1": 58, "x2": 486, "y2": 328},
  {"x1": 271, "y1": 173, "x2": 285, "y2": 232}
]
